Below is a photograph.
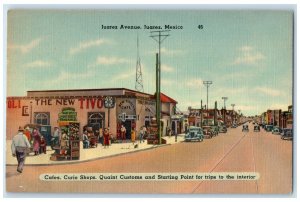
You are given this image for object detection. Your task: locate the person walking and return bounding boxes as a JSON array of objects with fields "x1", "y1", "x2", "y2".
[
  {"x1": 11, "y1": 126, "x2": 31, "y2": 173},
  {"x1": 32, "y1": 128, "x2": 41, "y2": 155},
  {"x1": 103, "y1": 128, "x2": 110, "y2": 148}
]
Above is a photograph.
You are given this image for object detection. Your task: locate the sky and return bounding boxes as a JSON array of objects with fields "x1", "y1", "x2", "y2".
[{"x1": 6, "y1": 9, "x2": 293, "y2": 116}]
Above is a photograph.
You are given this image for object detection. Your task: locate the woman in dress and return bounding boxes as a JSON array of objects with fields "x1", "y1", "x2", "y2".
[
  {"x1": 103, "y1": 128, "x2": 110, "y2": 148},
  {"x1": 32, "y1": 128, "x2": 41, "y2": 155}
]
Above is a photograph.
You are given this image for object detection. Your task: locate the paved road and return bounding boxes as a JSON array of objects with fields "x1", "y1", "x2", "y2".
[{"x1": 6, "y1": 124, "x2": 293, "y2": 194}]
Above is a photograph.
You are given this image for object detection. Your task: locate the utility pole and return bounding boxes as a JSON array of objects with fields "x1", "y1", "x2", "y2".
[
  {"x1": 203, "y1": 81, "x2": 213, "y2": 111},
  {"x1": 231, "y1": 104, "x2": 235, "y2": 125},
  {"x1": 222, "y1": 97, "x2": 228, "y2": 125},
  {"x1": 231, "y1": 104, "x2": 235, "y2": 111},
  {"x1": 150, "y1": 30, "x2": 170, "y2": 145}
]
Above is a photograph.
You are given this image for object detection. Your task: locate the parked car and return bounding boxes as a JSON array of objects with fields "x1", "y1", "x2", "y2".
[
  {"x1": 210, "y1": 126, "x2": 219, "y2": 136},
  {"x1": 242, "y1": 125, "x2": 249, "y2": 132},
  {"x1": 202, "y1": 126, "x2": 213, "y2": 139},
  {"x1": 254, "y1": 125, "x2": 260, "y2": 132},
  {"x1": 265, "y1": 125, "x2": 274, "y2": 132},
  {"x1": 219, "y1": 125, "x2": 227, "y2": 133},
  {"x1": 231, "y1": 124, "x2": 237, "y2": 128},
  {"x1": 272, "y1": 127, "x2": 282, "y2": 135},
  {"x1": 281, "y1": 128, "x2": 293, "y2": 140},
  {"x1": 184, "y1": 126, "x2": 204, "y2": 142}
]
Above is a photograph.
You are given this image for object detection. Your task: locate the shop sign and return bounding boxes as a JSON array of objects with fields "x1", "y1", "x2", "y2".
[
  {"x1": 79, "y1": 98, "x2": 103, "y2": 109},
  {"x1": 118, "y1": 99, "x2": 135, "y2": 111},
  {"x1": 33, "y1": 98, "x2": 103, "y2": 109},
  {"x1": 35, "y1": 98, "x2": 76, "y2": 106},
  {"x1": 118, "y1": 112, "x2": 137, "y2": 122},
  {"x1": 7, "y1": 100, "x2": 21, "y2": 108}
]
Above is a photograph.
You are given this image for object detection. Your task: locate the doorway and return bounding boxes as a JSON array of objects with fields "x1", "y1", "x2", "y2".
[{"x1": 122, "y1": 120, "x2": 132, "y2": 139}]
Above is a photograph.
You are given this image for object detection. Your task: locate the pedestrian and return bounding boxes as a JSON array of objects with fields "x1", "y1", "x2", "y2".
[
  {"x1": 82, "y1": 131, "x2": 89, "y2": 149},
  {"x1": 120, "y1": 125, "x2": 126, "y2": 143},
  {"x1": 11, "y1": 126, "x2": 31, "y2": 173},
  {"x1": 24, "y1": 126, "x2": 31, "y2": 142},
  {"x1": 131, "y1": 127, "x2": 136, "y2": 144},
  {"x1": 103, "y1": 128, "x2": 110, "y2": 148},
  {"x1": 52, "y1": 127, "x2": 60, "y2": 147},
  {"x1": 139, "y1": 126, "x2": 144, "y2": 143},
  {"x1": 40, "y1": 136, "x2": 47, "y2": 154},
  {"x1": 32, "y1": 128, "x2": 41, "y2": 155},
  {"x1": 167, "y1": 127, "x2": 171, "y2": 138},
  {"x1": 99, "y1": 128, "x2": 104, "y2": 145}
]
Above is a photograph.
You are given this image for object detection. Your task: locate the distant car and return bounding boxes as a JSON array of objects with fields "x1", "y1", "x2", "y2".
[
  {"x1": 272, "y1": 127, "x2": 282, "y2": 135},
  {"x1": 281, "y1": 128, "x2": 293, "y2": 140},
  {"x1": 231, "y1": 124, "x2": 237, "y2": 128},
  {"x1": 202, "y1": 126, "x2": 213, "y2": 139},
  {"x1": 219, "y1": 125, "x2": 227, "y2": 133},
  {"x1": 184, "y1": 126, "x2": 204, "y2": 142},
  {"x1": 242, "y1": 125, "x2": 249, "y2": 132},
  {"x1": 254, "y1": 125, "x2": 260, "y2": 132},
  {"x1": 265, "y1": 125, "x2": 274, "y2": 132}
]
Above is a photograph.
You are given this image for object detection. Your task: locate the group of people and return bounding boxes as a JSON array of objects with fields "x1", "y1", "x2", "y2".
[
  {"x1": 82, "y1": 127, "x2": 112, "y2": 149},
  {"x1": 121, "y1": 125, "x2": 148, "y2": 144}
]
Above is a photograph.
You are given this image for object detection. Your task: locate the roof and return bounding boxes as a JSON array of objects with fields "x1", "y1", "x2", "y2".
[
  {"x1": 27, "y1": 88, "x2": 153, "y2": 97},
  {"x1": 153, "y1": 92, "x2": 177, "y2": 104}
]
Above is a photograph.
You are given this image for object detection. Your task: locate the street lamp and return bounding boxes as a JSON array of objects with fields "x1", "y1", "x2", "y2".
[{"x1": 222, "y1": 97, "x2": 228, "y2": 109}]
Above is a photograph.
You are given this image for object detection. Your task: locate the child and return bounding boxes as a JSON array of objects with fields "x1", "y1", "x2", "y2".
[{"x1": 40, "y1": 136, "x2": 47, "y2": 154}]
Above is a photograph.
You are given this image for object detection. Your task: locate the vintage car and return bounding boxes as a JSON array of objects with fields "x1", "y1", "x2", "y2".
[
  {"x1": 242, "y1": 125, "x2": 249, "y2": 132},
  {"x1": 265, "y1": 125, "x2": 274, "y2": 132},
  {"x1": 272, "y1": 127, "x2": 282, "y2": 135},
  {"x1": 184, "y1": 126, "x2": 204, "y2": 142},
  {"x1": 281, "y1": 128, "x2": 293, "y2": 140},
  {"x1": 254, "y1": 125, "x2": 260, "y2": 132},
  {"x1": 210, "y1": 126, "x2": 219, "y2": 136},
  {"x1": 202, "y1": 126, "x2": 213, "y2": 139},
  {"x1": 219, "y1": 125, "x2": 227, "y2": 133},
  {"x1": 231, "y1": 124, "x2": 237, "y2": 128}
]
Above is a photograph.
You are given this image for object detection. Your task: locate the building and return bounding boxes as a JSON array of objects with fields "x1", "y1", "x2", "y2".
[{"x1": 6, "y1": 88, "x2": 177, "y2": 142}]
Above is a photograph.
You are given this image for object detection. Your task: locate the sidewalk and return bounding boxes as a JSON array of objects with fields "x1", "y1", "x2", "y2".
[{"x1": 6, "y1": 135, "x2": 185, "y2": 166}]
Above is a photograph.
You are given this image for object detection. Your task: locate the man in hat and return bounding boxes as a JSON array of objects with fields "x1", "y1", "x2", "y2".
[{"x1": 11, "y1": 126, "x2": 31, "y2": 173}]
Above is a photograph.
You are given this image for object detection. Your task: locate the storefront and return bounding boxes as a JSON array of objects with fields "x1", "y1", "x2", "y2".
[{"x1": 6, "y1": 88, "x2": 177, "y2": 140}]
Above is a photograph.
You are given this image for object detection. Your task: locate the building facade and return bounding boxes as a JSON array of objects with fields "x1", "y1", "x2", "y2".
[{"x1": 6, "y1": 88, "x2": 177, "y2": 141}]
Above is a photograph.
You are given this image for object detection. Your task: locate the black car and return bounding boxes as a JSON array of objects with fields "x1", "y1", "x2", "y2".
[
  {"x1": 254, "y1": 125, "x2": 260, "y2": 132},
  {"x1": 242, "y1": 125, "x2": 249, "y2": 132},
  {"x1": 281, "y1": 128, "x2": 293, "y2": 140},
  {"x1": 265, "y1": 125, "x2": 274, "y2": 132}
]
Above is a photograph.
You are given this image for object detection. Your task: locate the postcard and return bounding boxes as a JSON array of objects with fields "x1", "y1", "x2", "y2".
[{"x1": 5, "y1": 6, "x2": 294, "y2": 195}]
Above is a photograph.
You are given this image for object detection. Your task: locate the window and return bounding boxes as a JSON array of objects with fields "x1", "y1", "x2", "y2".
[
  {"x1": 88, "y1": 112, "x2": 105, "y2": 131},
  {"x1": 34, "y1": 112, "x2": 50, "y2": 125}
]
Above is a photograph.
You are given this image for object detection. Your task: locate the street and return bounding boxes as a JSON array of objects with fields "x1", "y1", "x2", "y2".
[{"x1": 6, "y1": 123, "x2": 293, "y2": 194}]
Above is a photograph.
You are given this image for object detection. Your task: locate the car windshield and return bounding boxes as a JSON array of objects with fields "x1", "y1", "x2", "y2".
[{"x1": 189, "y1": 129, "x2": 199, "y2": 133}]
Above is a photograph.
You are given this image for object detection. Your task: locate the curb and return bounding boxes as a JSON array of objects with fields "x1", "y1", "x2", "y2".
[{"x1": 6, "y1": 142, "x2": 179, "y2": 167}]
